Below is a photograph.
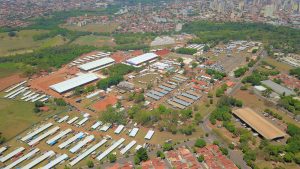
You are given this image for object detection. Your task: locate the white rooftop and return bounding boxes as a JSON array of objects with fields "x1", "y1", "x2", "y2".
[
  {"x1": 78, "y1": 57, "x2": 115, "y2": 71},
  {"x1": 126, "y1": 53, "x2": 158, "y2": 66},
  {"x1": 50, "y1": 73, "x2": 99, "y2": 93}
]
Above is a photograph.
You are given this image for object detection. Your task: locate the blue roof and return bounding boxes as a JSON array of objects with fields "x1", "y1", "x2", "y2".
[
  {"x1": 172, "y1": 97, "x2": 190, "y2": 106},
  {"x1": 146, "y1": 93, "x2": 161, "y2": 100},
  {"x1": 150, "y1": 90, "x2": 165, "y2": 97},
  {"x1": 159, "y1": 85, "x2": 173, "y2": 91},
  {"x1": 181, "y1": 93, "x2": 199, "y2": 100}
]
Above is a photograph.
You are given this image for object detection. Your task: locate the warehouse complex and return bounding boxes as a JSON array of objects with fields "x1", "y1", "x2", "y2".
[
  {"x1": 125, "y1": 53, "x2": 158, "y2": 67},
  {"x1": 50, "y1": 73, "x2": 99, "y2": 93},
  {"x1": 232, "y1": 108, "x2": 286, "y2": 140},
  {"x1": 78, "y1": 57, "x2": 115, "y2": 72}
]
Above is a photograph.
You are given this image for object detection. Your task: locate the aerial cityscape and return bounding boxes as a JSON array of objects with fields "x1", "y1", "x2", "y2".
[{"x1": 0, "y1": 0, "x2": 299, "y2": 169}]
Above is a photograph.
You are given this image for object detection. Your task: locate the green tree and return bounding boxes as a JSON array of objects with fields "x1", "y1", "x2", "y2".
[
  {"x1": 197, "y1": 155, "x2": 204, "y2": 162},
  {"x1": 108, "y1": 153, "x2": 117, "y2": 163},
  {"x1": 135, "y1": 148, "x2": 148, "y2": 162},
  {"x1": 87, "y1": 160, "x2": 94, "y2": 168},
  {"x1": 163, "y1": 143, "x2": 173, "y2": 151},
  {"x1": 195, "y1": 139, "x2": 206, "y2": 148}
]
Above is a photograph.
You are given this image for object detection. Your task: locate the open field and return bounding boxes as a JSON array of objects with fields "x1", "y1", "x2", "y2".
[
  {"x1": 61, "y1": 23, "x2": 119, "y2": 33},
  {"x1": 0, "y1": 63, "x2": 21, "y2": 78},
  {"x1": 0, "y1": 98, "x2": 36, "y2": 139},
  {"x1": 132, "y1": 73, "x2": 161, "y2": 88},
  {"x1": 0, "y1": 30, "x2": 68, "y2": 56},
  {"x1": 262, "y1": 56, "x2": 293, "y2": 73},
  {"x1": 72, "y1": 35, "x2": 115, "y2": 47}
]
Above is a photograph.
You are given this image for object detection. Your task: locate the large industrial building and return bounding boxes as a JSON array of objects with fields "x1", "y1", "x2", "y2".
[
  {"x1": 261, "y1": 80, "x2": 296, "y2": 96},
  {"x1": 50, "y1": 73, "x2": 99, "y2": 93},
  {"x1": 78, "y1": 57, "x2": 115, "y2": 72},
  {"x1": 232, "y1": 107, "x2": 286, "y2": 140},
  {"x1": 125, "y1": 53, "x2": 158, "y2": 67}
]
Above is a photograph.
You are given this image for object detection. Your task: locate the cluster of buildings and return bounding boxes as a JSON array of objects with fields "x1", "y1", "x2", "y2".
[
  {"x1": 197, "y1": 144, "x2": 238, "y2": 169},
  {"x1": 0, "y1": 0, "x2": 109, "y2": 27}
]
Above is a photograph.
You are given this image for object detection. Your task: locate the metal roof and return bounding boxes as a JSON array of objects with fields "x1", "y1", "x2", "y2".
[
  {"x1": 144, "y1": 130, "x2": 155, "y2": 140},
  {"x1": 70, "y1": 135, "x2": 95, "y2": 153},
  {"x1": 114, "y1": 125, "x2": 125, "y2": 134},
  {"x1": 167, "y1": 100, "x2": 186, "y2": 109},
  {"x1": 261, "y1": 80, "x2": 296, "y2": 96},
  {"x1": 172, "y1": 97, "x2": 190, "y2": 106},
  {"x1": 3, "y1": 148, "x2": 39, "y2": 169},
  {"x1": 21, "y1": 123, "x2": 53, "y2": 142},
  {"x1": 28, "y1": 126, "x2": 60, "y2": 146},
  {"x1": 126, "y1": 53, "x2": 158, "y2": 65},
  {"x1": 58, "y1": 116, "x2": 69, "y2": 123},
  {"x1": 78, "y1": 57, "x2": 115, "y2": 71},
  {"x1": 41, "y1": 154, "x2": 68, "y2": 169},
  {"x1": 150, "y1": 90, "x2": 165, "y2": 97},
  {"x1": 77, "y1": 117, "x2": 89, "y2": 126},
  {"x1": 50, "y1": 73, "x2": 99, "y2": 93},
  {"x1": 159, "y1": 85, "x2": 173, "y2": 92},
  {"x1": 70, "y1": 139, "x2": 107, "y2": 166},
  {"x1": 146, "y1": 93, "x2": 161, "y2": 100},
  {"x1": 46, "y1": 128, "x2": 72, "y2": 145},
  {"x1": 58, "y1": 132, "x2": 85, "y2": 149},
  {"x1": 0, "y1": 147, "x2": 25, "y2": 163},
  {"x1": 181, "y1": 93, "x2": 199, "y2": 100},
  {"x1": 96, "y1": 138, "x2": 125, "y2": 161},
  {"x1": 100, "y1": 123, "x2": 111, "y2": 131},
  {"x1": 5, "y1": 81, "x2": 26, "y2": 93},
  {"x1": 120, "y1": 140, "x2": 136, "y2": 154},
  {"x1": 233, "y1": 108, "x2": 286, "y2": 140},
  {"x1": 67, "y1": 117, "x2": 78, "y2": 124},
  {"x1": 129, "y1": 128, "x2": 139, "y2": 137},
  {"x1": 21, "y1": 150, "x2": 55, "y2": 169},
  {"x1": 91, "y1": 121, "x2": 102, "y2": 130},
  {"x1": 0, "y1": 147, "x2": 7, "y2": 154}
]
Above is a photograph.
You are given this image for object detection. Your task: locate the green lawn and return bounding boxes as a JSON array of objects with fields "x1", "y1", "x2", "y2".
[
  {"x1": 0, "y1": 63, "x2": 21, "y2": 78},
  {"x1": 0, "y1": 96, "x2": 68, "y2": 140},
  {"x1": 0, "y1": 30, "x2": 68, "y2": 56},
  {"x1": 61, "y1": 23, "x2": 119, "y2": 33},
  {"x1": 0, "y1": 98, "x2": 37, "y2": 140},
  {"x1": 72, "y1": 35, "x2": 115, "y2": 47}
]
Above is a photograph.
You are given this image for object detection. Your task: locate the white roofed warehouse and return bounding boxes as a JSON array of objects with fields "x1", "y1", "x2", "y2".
[
  {"x1": 126, "y1": 53, "x2": 158, "y2": 67},
  {"x1": 50, "y1": 73, "x2": 99, "y2": 93},
  {"x1": 78, "y1": 57, "x2": 115, "y2": 72}
]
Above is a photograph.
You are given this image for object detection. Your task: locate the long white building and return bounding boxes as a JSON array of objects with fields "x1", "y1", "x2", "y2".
[
  {"x1": 50, "y1": 73, "x2": 99, "y2": 93},
  {"x1": 78, "y1": 57, "x2": 115, "y2": 72},
  {"x1": 126, "y1": 53, "x2": 158, "y2": 67}
]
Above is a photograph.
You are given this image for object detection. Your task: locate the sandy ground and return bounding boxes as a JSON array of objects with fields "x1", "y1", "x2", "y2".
[{"x1": 0, "y1": 74, "x2": 26, "y2": 91}]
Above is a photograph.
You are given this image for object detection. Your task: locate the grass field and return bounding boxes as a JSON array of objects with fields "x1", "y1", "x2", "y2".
[
  {"x1": 0, "y1": 63, "x2": 20, "y2": 78},
  {"x1": 0, "y1": 30, "x2": 68, "y2": 56},
  {"x1": 72, "y1": 35, "x2": 115, "y2": 47},
  {"x1": 0, "y1": 98, "x2": 37, "y2": 140},
  {"x1": 61, "y1": 23, "x2": 119, "y2": 33},
  {"x1": 0, "y1": 94, "x2": 68, "y2": 140},
  {"x1": 262, "y1": 56, "x2": 293, "y2": 73}
]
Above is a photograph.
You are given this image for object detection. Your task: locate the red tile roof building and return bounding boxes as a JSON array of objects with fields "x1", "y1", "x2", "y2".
[
  {"x1": 197, "y1": 145, "x2": 238, "y2": 169},
  {"x1": 165, "y1": 147, "x2": 203, "y2": 169}
]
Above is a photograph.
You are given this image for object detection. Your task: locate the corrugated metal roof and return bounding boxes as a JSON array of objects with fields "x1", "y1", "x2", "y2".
[
  {"x1": 146, "y1": 93, "x2": 161, "y2": 100},
  {"x1": 78, "y1": 57, "x2": 115, "y2": 71},
  {"x1": 172, "y1": 97, "x2": 190, "y2": 106},
  {"x1": 126, "y1": 53, "x2": 158, "y2": 65},
  {"x1": 50, "y1": 73, "x2": 99, "y2": 93},
  {"x1": 159, "y1": 85, "x2": 173, "y2": 92},
  {"x1": 144, "y1": 130, "x2": 155, "y2": 140},
  {"x1": 261, "y1": 80, "x2": 296, "y2": 96},
  {"x1": 21, "y1": 151, "x2": 55, "y2": 169},
  {"x1": 181, "y1": 93, "x2": 199, "y2": 100},
  {"x1": 41, "y1": 154, "x2": 68, "y2": 169}
]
